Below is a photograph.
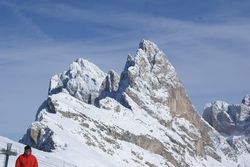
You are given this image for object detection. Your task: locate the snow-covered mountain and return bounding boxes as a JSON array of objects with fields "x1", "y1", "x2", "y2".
[
  {"x1": 19, "y1": 40, "x2": 249, "y2": 166},
  {"x1": 203, "y1": 95, "x2": 250, "y2": 156}
]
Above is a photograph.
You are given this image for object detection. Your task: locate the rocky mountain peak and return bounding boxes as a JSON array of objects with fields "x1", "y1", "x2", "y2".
[
  {"x1": 203, "y1": 97, "x2": 250, "y2": 135},
  {"x1": 138, "y1": 39, "x2": 160, "y2": 57},
  {"x1": 19, "y1": 40, "x2": 248, "y2": 167},
  {"x1": 203, "y1": 101, "x2": 233, "y2": 135},
  {"x1": 202, "y1": 95, "x2": 250, "y2": 155},
  {"x1": 123, "y1": 40, "x2": 180, "y2": 90},
  {"x1": 69, "y1": 58, "x2": 104, "y2": 78},
  {"x1": 242, "y1": 94, "x2": 250, "y2": 106},
  {"x1": 48, "y1": 58, "x2": 106, "y2": 104}
]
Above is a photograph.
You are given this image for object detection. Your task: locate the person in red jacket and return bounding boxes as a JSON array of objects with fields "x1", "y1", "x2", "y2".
[{"x1": 15, "y1": 145, "x2": 38, "y2": 167}]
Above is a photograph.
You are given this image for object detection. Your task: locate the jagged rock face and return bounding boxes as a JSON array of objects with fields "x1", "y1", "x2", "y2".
[
  {"x1": 202, "y1": 96, "x2": 250, "y2": 157},
  {"x1": 242, "y1": 94, "x2": 250, "y2": 106},
  {"x1": 48, "y1": 58, "x2": 106, "y2": 104},
  {"x1": 203, "y1": 101, "x2": 235, "y2": 135},
  {"x1": 96, "y1": 70, "x2": 120, "y2": 105},
  {"x1": 20, "y1": 121, "x2": 55, "y2": 152},
  {"x1": 101, "y1": 70, "x2": 120, "y2": 93},
  {"x1": 116, "y1": 40, "x2": 211, "y2": 156},
  {"x1": 203, "y1": 98, "x2": 250, "y2": 136},
  {"x1": 120, "y1": 41, "x2": 201, "y2": 128},
  {"x1": 20, "y1": 40, "x2": 246, "y2": 167}
]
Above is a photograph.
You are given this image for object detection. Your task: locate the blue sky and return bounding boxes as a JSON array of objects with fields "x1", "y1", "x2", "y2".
[{"x1": 0, "y1": 0, "x2": 250, "y2": 141}]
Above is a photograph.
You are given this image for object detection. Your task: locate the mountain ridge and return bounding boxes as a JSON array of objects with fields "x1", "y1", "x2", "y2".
[{"x1": 19, "y1": 40, "x2": 249, "y2": 166}]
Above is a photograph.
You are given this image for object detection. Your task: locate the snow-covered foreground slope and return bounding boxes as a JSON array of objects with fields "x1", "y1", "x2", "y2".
[
  {"x1": 19, "y1": 40, "x2": 249, "y2": 166},
  {"x1": 0, "y1": 136, "x2": 77, "y2": 167}
]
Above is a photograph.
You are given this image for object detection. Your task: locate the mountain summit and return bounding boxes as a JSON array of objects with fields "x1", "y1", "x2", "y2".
[{"x1": 20, "y1": 40, "x2": 249, "y2": 166}]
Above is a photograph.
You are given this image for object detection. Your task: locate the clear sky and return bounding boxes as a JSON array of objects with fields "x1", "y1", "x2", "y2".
[{"x1": 0, "y1": 0, "x2": 249, "y2": 141}]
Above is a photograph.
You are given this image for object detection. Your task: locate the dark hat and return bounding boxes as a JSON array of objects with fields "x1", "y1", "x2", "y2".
[{"x1": 24, "y1": 145, "x2": 31, "y2": 150}]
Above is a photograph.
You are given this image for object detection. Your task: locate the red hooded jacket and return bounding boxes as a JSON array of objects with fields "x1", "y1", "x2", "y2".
[{"x1": 15, "y1": 154, "x2": 38, "y2": 167}]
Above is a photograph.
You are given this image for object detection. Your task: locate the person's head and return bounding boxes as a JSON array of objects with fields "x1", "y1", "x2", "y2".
[{"x1": 24, "y1": 145, "x2": 32, "y2": 155}]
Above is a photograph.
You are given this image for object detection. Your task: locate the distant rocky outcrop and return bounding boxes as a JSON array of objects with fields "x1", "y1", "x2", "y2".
[
  {"x1": 203, "y1": 95, "x2": 250, "y2": 136},
  {"x1": 203, "y1": 95, "x2": 250, "y2": 154}
]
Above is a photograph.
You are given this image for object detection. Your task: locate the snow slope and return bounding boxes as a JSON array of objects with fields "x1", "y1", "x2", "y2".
[{"x1": 0, "y1": 136, "x2": 77, "y2": 167}]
